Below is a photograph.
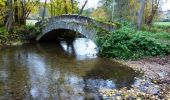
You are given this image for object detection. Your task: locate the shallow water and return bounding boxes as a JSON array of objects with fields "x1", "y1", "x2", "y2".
[{"x1": 0, "y1": 38, "x2": 142, "y2": 99}]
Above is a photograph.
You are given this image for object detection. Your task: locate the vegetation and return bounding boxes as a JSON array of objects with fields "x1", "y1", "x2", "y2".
[
  {"x1": 0, "y1": 26, "x2": 25, "y2": 45},
  {"x1": 154, "y1": 22, "x2": 170, "y2": 26},
  {"x1": 96, "y1": 21, "x2": 170, "y2": 59},
  {"x1": 47, "y1": 0, "x2": 79, "y2": 16},
  {"x1": 0, "y1": 24, "x2": 40, "y2": 45}
]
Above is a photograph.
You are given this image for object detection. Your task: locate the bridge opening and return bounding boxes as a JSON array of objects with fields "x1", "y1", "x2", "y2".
[
  {"x1": 38, "y1": 29, "x2": 85, "y2": 42},
  {"x1": 38, "y1": 29, "x2": 98, "y2": 59},
  {"x1": 60, "y1": 38, "x2": 98, "y2": 60}
]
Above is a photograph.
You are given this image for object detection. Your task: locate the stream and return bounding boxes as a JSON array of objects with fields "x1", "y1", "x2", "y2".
[{"x1": 0, "y1": 38, "x2": 145, "y2": 99}]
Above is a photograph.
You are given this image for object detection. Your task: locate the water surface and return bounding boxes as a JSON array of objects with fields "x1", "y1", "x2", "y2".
[{"x1": 0, "y1": 38, "x2": 141, "y2": 99}]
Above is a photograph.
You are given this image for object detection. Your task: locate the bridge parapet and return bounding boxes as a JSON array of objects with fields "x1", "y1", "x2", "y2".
[{"x1": 45, "y1": 14, "x2": 115, "y2": 32}]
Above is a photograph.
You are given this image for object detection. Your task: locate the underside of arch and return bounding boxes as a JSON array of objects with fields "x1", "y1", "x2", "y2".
[
  {"x1": 36, "y1": 22, "x2": 97, "y2": 42},
  {"x1": 38, "y1": 29, "x2": 85, "y2": 42}
]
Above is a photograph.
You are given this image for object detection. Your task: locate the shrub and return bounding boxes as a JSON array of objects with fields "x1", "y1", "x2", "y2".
[
  {"x1": 0, "y1": 27, "x2": 9, "y2": 44},
  {"x1": 0, "y1": 26, "x2": 26, "y2": 44},
  {"x1": 96, "y1": 23, "x2": 170, "y2": 60},
  {"x1": 26, "y1": 24, "x2": 40, "y2": 35}
]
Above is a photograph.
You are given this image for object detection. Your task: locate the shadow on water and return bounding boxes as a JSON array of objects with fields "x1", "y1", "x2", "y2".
[{"x1": 0, "y1": 38, "x2": 142, "y2": 99}]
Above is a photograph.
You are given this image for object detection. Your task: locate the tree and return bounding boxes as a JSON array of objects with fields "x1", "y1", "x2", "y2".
[
  {"x1": 63, "y1": 0, "x2": 68, "y2": 14},
  {"x1": 42, "y1": 0, "x2": 47, "y2": 20},
  {"x1": 78, "y1": 0, "x2": 88, "y2": 16},
  {"x1": 5, "y1": 0, "x2": 13, "y2": 31},
  {"x1": 19, "y1": 0, "x2": 39, "y2": 24},
  {"x1": 98, "y1": 0, "x2": 135, "y2": 21},
  {"x1": 145, "y1": 0, "x2": 161, "y2": 29},
  {"x1": 50, "y1": 0, "x2": 53, "y2": 17},
  {"x1": 1, "y1": 0, "x2": 40, "y2": 30},
  {"x1": 82, "y1": 8, "x2": 94, "y2": 17},
  {"x1": 98, "y1": 0, "x2": 114, "y2": 20},
  {"x1": 137, "y1": 0, "x2": 146, "y2": 30},
  {"x1": 91, "y1": 8, "x2": 109, "y2": 20},
  {"x1": 70, "y1": 0, "x2": 74, "y2": 13},
  {"x1": 0, "y1": 0, "x2": 7, "y2": 25},
  {"x1": 47, "y1": 0, "x2": 79, "y2": 16}
]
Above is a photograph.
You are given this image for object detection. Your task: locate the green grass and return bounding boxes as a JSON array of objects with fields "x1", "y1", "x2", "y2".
[
  {"x1": 152, "y1": 32, "x2": 170, "y2": 46},
  {"x1": 154, "y1": 22, "x2": 170, "y2": 26}
]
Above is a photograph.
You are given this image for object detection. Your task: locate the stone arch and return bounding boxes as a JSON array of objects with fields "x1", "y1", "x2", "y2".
[
  {"x1": 36, "y1": 21, "x2": 96, "y2": 42},
  {"x1": 36, "y1": 15, "x2": 115, "y2": 42}
]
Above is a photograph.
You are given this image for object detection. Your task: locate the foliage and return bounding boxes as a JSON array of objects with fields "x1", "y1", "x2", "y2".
[
  {"x1": 0, "y1": 27, "x2": 9, "y2": 44},
  {"x1": 82, "y1": 8, "x2": 94, "y2": 17},
  {"x1": 0, "y1": 26, "x2": 25, "y2": 44},
  {"x1": 0, "y1": 0, "x2": 7, "y2": 25},
  {"x1": 24, "y1": 24, "x2": 41, "y2": 39},
  {"x1": 47, "y1": 0, "x2": 79, "y2": 16},
  {"x1": 97, "y1": 0, "x2": 163, "y2": 29},
  {"x1": 91, "y1": 7, "x2": 109, "y2": 21},
  {"x1": 98, "y1": 0, "x2": 140, "y2": 21},
  {"x1": 96, "y1": 22, "x2": 170, "y2": 60}
]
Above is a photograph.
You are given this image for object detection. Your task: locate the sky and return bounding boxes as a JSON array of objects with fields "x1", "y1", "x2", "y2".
[
  {"x1": 78, "y1": 0, "x2": 99, "y2": 9},
  {"x1": 162, "y1": 0, "x2": 170, "y2": 11},
  {"x1": 78, "y1": 0, "x2": 170, "y2": 11}
]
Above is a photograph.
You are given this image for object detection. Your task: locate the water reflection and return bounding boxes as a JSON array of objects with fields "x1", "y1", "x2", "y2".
[
  {"x1": 0, "y1": 38, "x2": 141, "y2": 99},
  {"x1": 60, "y1": 38, "x2": 98, "y2": 60},
  {"x1": 26, "y1": 53, "x2": 50, "y2": 98}
]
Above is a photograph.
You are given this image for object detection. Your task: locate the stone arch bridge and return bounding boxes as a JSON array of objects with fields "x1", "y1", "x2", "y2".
[{"x1": 36, "y1": 15, "x2": 115, "y2": 42}]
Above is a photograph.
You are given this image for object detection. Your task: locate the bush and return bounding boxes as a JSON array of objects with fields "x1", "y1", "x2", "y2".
[
  {"x1": 96, "y1": 22, "x2": 170, "y2": 60},
  {"x1": 0, "y1": 25, "x2": 26, "y2": 45},
  {"x1": 26, "y1": 24, "x2": 40, "y2": 35},
  {"x1": 0, "y1": 27, "x2": 9, "y2": 44}
]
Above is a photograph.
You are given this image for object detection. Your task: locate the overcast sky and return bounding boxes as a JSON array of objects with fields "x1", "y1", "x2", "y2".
[
  {"x1": 78, "y1": 0, "x2": 99, "y2": 9},
  {"x1": 78, "y1": 0, "x2": 170, "y2": 11},
  {"x1": 162, "y1": 0, "x2": 170, "y2": 11}
]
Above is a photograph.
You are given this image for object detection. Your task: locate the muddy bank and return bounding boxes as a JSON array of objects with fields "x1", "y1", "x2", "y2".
[{"x1": 114, "y1": 55, "x2": 170, "y2": 99}]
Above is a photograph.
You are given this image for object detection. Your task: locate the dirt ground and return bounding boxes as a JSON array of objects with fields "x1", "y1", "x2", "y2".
[{"x1": 116, "y1": 55, "x2": 170, "y2": 99}]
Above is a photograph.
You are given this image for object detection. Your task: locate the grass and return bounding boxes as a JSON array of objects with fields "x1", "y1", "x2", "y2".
[
  {"x1": 154, "y1": 22, "x2": 170, "y2": 26},
  {"x1": 152, "y1": 32, "x2": 170, "y2": 46},
  {"x1": 153, "y1": 22, "x2": 170, "y2": 41}
]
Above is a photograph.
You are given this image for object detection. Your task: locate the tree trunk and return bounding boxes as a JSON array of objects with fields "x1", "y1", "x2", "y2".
[
  {"x1": 20, "y1": 0, "x2": 26, "y2": 25},
  {"x1": 50, "y1": 0, "x2": 53, "y2": 17},
  {"x1": 147, "y1": 0, "x2": 160, "y2": 30},
  {"x1": 71, "y1": 0, "x2": 74, "y2": 14},
  {"x1": 5, "y1": 0, "x2": 13, "y2": 32},
  {"x1": 63, "y1": 0, "x2": 68, "y2": 14},
  {"x1": 14, "y1": 0, "x2": 19, "y2": 23},
  {"x1": 78, "y1": 0, "x2": 88, "y2": 17},
  {"x1": 137, "y1": 0, "x2": 146, "y2": 30},
  {"x1": 42, "y1": 0, "x2": 47, "y2": 21}
]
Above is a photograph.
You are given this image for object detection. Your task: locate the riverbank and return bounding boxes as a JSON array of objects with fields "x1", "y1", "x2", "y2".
[
  {"x1": 0, "y1": 41, "x2": 26, "y2": 50},
  {"x1": 99, "y1": 55, "x2": 170, "y2": 99},
  {"x1": 116, "y1": 55, "x2": 170, "y2": 99}
]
